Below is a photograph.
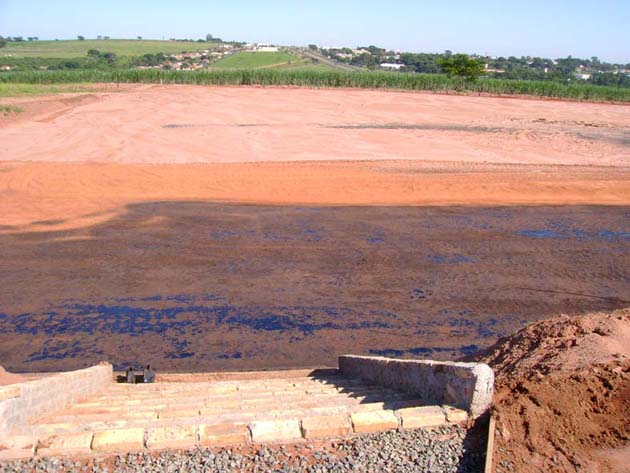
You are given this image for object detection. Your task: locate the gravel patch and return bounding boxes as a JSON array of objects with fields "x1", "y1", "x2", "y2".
[{"x1": 0, "y1": 425, "x2": 484, "y2": 472}]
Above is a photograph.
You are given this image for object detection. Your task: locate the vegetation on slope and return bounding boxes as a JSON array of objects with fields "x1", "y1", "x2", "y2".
[
  {"x1": 1, "y1": 69, "x2": 628, "y2": 102},
  {"x1": 0, "y1": 39, "x2": 218, "y2": 58},
  {"x1": 0, "y1": 83, "x2": 107, "y2": 97},
  {"x1": 212, "y1": 51, "x2": 302, "y2": 69},
  {"x1": 0, "y1": 104, "x2": 22, "y2": 114}
]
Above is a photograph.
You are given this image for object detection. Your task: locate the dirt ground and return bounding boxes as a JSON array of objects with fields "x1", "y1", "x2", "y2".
[
  {"x1": 0, "y1": 86, "x2": 628, "y2": 373},
  {"x1": 2, "y1": 85, "x2": 630, "y2": 166},
  {"x1": 472, "y1": 309, "x2": 630, "y2": 473}
]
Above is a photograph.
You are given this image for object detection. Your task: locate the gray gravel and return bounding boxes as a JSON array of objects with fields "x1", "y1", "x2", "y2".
[{"x1": 0, "y1": 425, "x2": 484, "y2": 472}]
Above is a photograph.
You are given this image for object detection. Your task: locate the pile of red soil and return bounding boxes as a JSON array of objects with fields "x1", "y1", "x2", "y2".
[{"x1": 473, "y1": 309, "x2": 630, "y2": 472}]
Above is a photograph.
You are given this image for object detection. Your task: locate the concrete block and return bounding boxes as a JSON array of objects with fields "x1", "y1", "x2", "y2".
[
  {"x1": 0, "y1": 434, "x2": 36, "y2": 450},
  {"x1": 301, "y1": 415, "x2": 353, "y2": 439},
  {"x1": 353, "y1": 402, "x2": 386, "y2": 412},
  {"x1": 199, "y1": 423, "x2": 249, "y2": 447},
  {"x1": 38, "y1": 432, "x2": 93, "y2": 456},
  {"x1": 397, "y1": 406, "x2": 446, "y2": 429},
  {"x1": 0, "y1": 385, "x2": 20, "y2": 401},
  {"x1": 35, "y1": 422, "x2": 78, "y2": 434},
  {"x1": 146, "y1": 425, "x2": 196, "y2": 450},
  {"x1": 159, "y1": 408, "x2": 201, "y2": 419},
  {"x1": 338, "y1": 355, "x2": 494, "y2": 418},
  {"x1": 249, "y1": 419, "x2": 302, "y2": 443},
  {"x1": 0, "y1": 364, "x2": 114, "y2": 437},
  {"x1": 0, "y1": 398, "x2": 20, "y2": 432},
  {"x1": 0, "y1": 448, "x2": 34, "y2": 461},
  {"x1": 92, "y1": 428, "x2": 145, "y2": 452},
  {"x1": 443, "y1": 405, "x2": 469, "y2": 424},
  {"x1": 199, "y1": 401, "x2": 242, "y2": 415},
  {"x1": 351, "y1": 410, "x2": 399, "y2": 434},
  {"x1": 126, "y1": 411, "x2": 159, "y2": 420}
]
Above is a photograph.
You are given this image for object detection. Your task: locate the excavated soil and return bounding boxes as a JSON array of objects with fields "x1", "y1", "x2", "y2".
[{"x1": 472, "y1": 309, "x2": 630, "y2": 473}]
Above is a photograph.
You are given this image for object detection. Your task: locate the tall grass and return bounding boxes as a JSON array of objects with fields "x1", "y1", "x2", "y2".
[
  {"x1": 1, "y1": 69, "x2": 628, "y2": 102},
  {"x1": 1, "y1": 104, "x2": 23, "y2": 114}
]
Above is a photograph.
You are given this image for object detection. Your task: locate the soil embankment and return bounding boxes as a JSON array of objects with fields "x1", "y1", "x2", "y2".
[{"x1": 472, "y1": 309, "x2": 630, "y2": 472}]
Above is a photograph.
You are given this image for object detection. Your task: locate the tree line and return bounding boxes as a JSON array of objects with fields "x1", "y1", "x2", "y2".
[{"x1": 321, "y1": 45, "x2": 630, "y2": 86}]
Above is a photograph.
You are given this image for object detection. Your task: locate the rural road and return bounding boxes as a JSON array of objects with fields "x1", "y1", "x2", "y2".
[{"x1": 297, "y1": 48, "x2": 364, "y2": 72}]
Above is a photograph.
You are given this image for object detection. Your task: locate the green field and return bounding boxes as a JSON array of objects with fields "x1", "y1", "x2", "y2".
[
  {"x1": 0, "y1": 83, "x2": 111, "y2": 97},
  {"x1": 212, "y1": 51, "x2": 302, "y2": 69},
  {"x1": 0, "y1": 39, "x2": 218, "y2": 58},
  {"x1": 1, "y1": 69, "x2": 628, "y2": 102}
]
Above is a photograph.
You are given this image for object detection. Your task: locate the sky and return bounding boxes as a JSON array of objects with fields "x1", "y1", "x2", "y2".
[{"x1": 1, "y1": 0, "x2": 629, "y2": 63}]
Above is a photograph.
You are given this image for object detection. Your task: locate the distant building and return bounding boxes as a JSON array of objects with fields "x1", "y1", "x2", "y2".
[
  {"x1": 257, "y1": 46, "x2": 279, "y2": 52},
  {"x1": 380, "y1": 63, "x2": 404, "y2": 70},
  {"x1": 485, "y1": 64, "x2": 506, "y2": 73},
  {"x1": 575, "y1": 72, "x2": 592, "y2": 80}
]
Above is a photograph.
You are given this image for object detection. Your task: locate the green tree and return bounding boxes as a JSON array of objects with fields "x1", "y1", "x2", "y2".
[
  {"x1": 102, "y1": 52, "x2": 117, "y2": 63},
  {"x1": 0, "y1": 39, "x2": 6, "y2": 49},
  {"x1": 438, "y1": 54, "x2": 485, "y2": 81},
  {"x1": 77, "y1": 35, "x2": 85, "y2": 41}
]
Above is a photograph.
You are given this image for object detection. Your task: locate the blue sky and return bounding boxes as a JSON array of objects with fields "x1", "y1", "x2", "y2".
[{"x1": 1, "y1": 0, "x2": 629, "y2": 62}]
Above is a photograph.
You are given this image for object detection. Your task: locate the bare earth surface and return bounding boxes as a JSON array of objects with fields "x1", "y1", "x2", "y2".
[
  {"x1": 0, "y1": 86, "x2": 629, "y2": 373},
  {"x1": 472, "y1": 309, "x2": 630, "y2": 473},
  {"x1": 1, "y1": 85, "x2": 630, "y2": 165}
]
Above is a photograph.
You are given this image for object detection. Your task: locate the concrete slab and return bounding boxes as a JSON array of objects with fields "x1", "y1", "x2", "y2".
[
  {"x1": 301, "y1": 415, "x2": 353, "y2": 439},
  {"x1": 397, "y1": 406, "x2": 446, "y2": 429},
  {"x1": 199, "y1": 423, "x2": 249, "y2": 447},
  {"x1": 443, "y1": 405, "x2": 469, "y2": 424},
  {"x1": 91, "y1": 428, "x2": 145, "y2": 452},
  {"x1": 250, "y1": 419, "x2": 302, "y2": 443},
  {"x1": 146, "y1": 425, "x2": 197, "y2": 450},
  {"x1": 351, "y1": 410, "x2": 399, "y2": 434},
  {"x1": 38, "y1": 432, "x2": 94, "y2": 456}
]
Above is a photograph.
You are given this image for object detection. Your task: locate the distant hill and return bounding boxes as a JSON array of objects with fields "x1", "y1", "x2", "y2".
[{"x1": 0, "y1": 39, "x2": 219, "y2": 58}]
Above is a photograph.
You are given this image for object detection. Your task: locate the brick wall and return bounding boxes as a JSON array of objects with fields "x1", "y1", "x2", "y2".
[
  {"x1": 338, "y1": 355, "x2": 494, "y2": 418},
  {"x1": 0, "y1": 363, "x2": 113, "y2": 435}
]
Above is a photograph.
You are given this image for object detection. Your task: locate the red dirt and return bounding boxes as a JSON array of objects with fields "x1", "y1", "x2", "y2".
[
  {"x1": 473, "y1": 309, "x2": 630, "y2": 473},
  {"x1": 1, "y1": 84, "x2": 629, "y2": 166}
]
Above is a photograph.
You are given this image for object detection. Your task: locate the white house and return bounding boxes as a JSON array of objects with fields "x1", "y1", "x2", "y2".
[
  {"x1": 380, "y1": 63, "x2": 404, "y2": 70},
  {"x1": 575, "y1": 72, "x2": 592, "y2": 80}
]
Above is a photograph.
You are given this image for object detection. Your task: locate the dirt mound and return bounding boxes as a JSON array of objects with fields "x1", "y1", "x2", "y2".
[{"x1": 472, "y1": 309, "x2": 630, "y2": 472}]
